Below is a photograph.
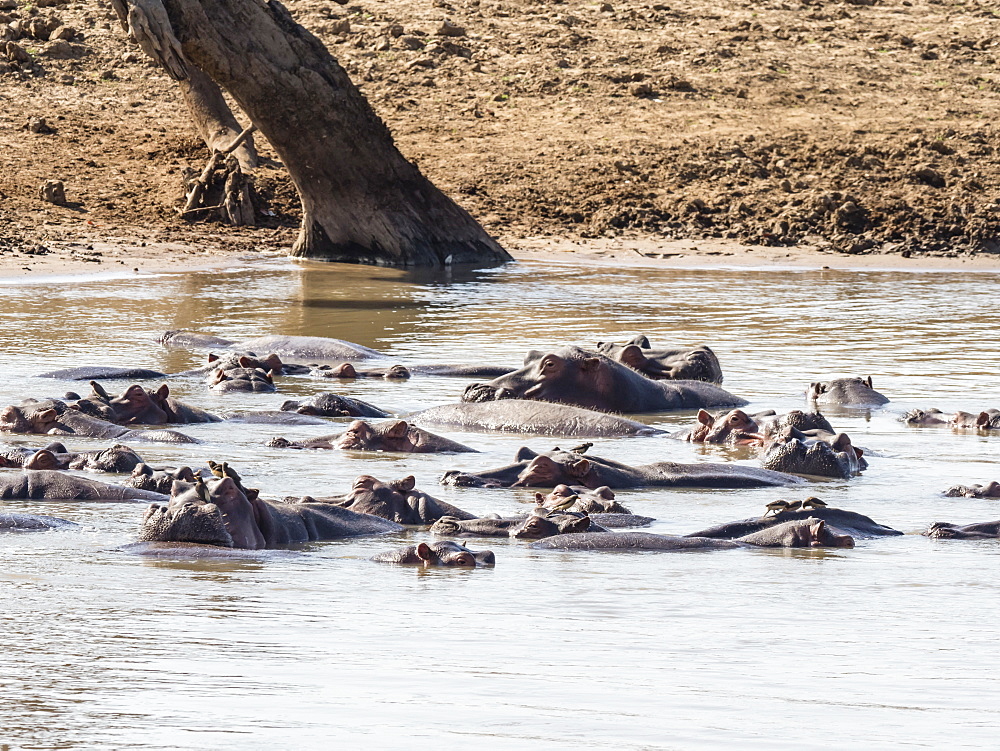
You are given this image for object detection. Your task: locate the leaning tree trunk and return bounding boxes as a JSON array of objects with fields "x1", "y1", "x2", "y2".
[{"x1": 114, "y1": 0, "x2": 511, "y2": 268}]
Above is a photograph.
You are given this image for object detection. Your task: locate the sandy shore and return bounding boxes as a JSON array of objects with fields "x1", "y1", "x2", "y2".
[{"x1": 1, "y1": 233, "x2": 999, "y2": 283}]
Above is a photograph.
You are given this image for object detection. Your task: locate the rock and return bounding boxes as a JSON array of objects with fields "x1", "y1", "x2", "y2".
[
  {"x1": 779, "y1": 179, "x2": 793, "y2": 192},
  {"x1": 328, "y1": 19, "x2": 350, "y2": 35},
  {"x1": 0, "y1": 0, "x2": 17, "y2": 9},
  {"x1": 35, "y1": 0, "x2": 69, "y2": 6},
  {"x1": 630, "y1": 82, "x2": 654, "y2": 97},
  {"x1": 387, "y1": 24, "x2": 404, "y2": 38},
  {"x1": 914, "y1": 166, "x2": 946, "y2": 188},
  {"x1": 41, "y1": 40, "x2": 80, "y2": 59},
  {"x1": 554, "y1": 58, "x2": 569, "y2": 68},
  {"x1": 599, "y1": 2, "x2": 613, "y2": 10},
  {"x1": 399, "y1": 35, "x2": 425, "y2": 50},
  {"x1": 25, "y1": 116, "x2": 52, "y2": 133},
  {"x1": 406, "y1": 57, "x2": 435, "y2": 69},
  {"x1": 373, "y1": 35, "x2": 391, "y2": 51},
  {"x1": 58, "y1": 73, "x2": 74, "y2": 84},
  {"x1": 99, "y1": 68, "x2": 117, "y2": 79},
  {"x1": 2, "y1": 41, "x2": 29, "y2": 63},
  {"x1": 49, "y1": 25, "x2": 74, "y2": 41},
  {"x1": 437, "y1": 20, "x2": 466, "y2": 37},
  {"x1": 38, "y1": 179, "x2": 66, "y2": 205},
  {"x1": 121, "y1": 51, "x2": 139, "y2": 63}
]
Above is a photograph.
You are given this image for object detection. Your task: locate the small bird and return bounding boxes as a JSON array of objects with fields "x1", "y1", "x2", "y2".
[
  {"x1": 548, "y1": 494, "x2": 580, "y2": 512},
  {"x1": 783, "y1": 500, "x2": 803, "y2": 513},
  {"x1": 765, "y1": 500, "x2": 789, "y2": 516},
  {"x1": 570, "y1": 442, "x2": 594, "y2": 454},
  {"x1": 802, "y1": 497, "x2": 827, "y2": 510}
]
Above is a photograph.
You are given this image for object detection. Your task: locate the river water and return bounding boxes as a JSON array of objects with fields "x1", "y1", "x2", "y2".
[{"x1": 1, "y1": 258, "x2": 998, "y2": 749}]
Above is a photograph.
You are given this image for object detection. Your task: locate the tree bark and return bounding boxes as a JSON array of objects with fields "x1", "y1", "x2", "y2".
[{"x1": 115, "y1": 0, "x2": 511, "y2": 268}]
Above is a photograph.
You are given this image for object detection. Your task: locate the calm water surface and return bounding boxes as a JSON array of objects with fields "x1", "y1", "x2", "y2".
[{"x1": 1, "y1": 258, "x2": 999, "y2": 749}]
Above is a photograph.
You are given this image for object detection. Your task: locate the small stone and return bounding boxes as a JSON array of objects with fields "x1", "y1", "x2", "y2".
[
  {"x1": 599, "y1": 2, "x2": 613, "y2": 11},
  {"x1": 630, "y1": 82, "x2": 654, "y2": 97},
  {"x1": 373, "y1": 35, "x2": 391, "y2": 51},
  {"x1": 399, "y1": 35, "x2": 425, "y2": 50},
  {"x1": 25, "y1": 116, "x2": 52, "y2": 133},
  {"x1": 554, "y1": 58, "x2": 569, "y2": 68},
  {"x1": 58, "y1": 73, "x2": 74, "y2": 84},
  {"x1": 387, "y1": 24, "x2": 404, "y2": 37},
  {"x1": 41, "y1": 39, "x2": 76, "y2": 58},
  {"x1": 2, "y1": 41, "x2": 30, "y2": 63},
  {"x1": 328, "y1": 19, "x2": 351, "y2": 35},
  {"x1": 0, "y1": 0, "x2": 17, "y2": 9},
  {"x1": 779, "y1": 179, "x2": 793, "y2": 192},
  {"x1": 49, "y1": 24, "x2": 74, "y2": 41},
  {"x1": 38, "y1": 179, "x2": 66, "y2": 205},
  {"x1": 437, "y1": 19, "x2": 466, "y2": 37},
  {"x1": 914, "y1": 166, "x2": 946, "y2": 188},
  {"x1": 99, "y1": 68, "x2": 117, "y2": 79},
  {"x1": 406, "y1": 57, "x2": 435, "y2": 69},
  {"x1": 121, "y1": 51, "x2": 139, "y2": 63}
]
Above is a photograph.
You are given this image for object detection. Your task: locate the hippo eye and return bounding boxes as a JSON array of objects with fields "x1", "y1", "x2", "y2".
[{"x1": 542, "y1": 360, "x2": 555, "y2": 370}]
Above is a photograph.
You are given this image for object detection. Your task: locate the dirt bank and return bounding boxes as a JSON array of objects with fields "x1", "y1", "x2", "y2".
[{"x1": 2, "y1": 0, "x2": 1000, "y2": 269}]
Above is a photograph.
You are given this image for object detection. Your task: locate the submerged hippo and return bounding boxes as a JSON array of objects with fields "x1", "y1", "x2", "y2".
[
  {"x1": 268, "y1": 420, "x2": 476, "y2": 453},
  {"x1": 430, "y1": 509, "x2": 652, "y2": 537},
  {"x1": 594, "y1": 336, "x2": 724, "y2": 384},
  {"x1": 441, "y1": 446, "x2": 803, "y2": 489},
  {"x1": 160, "y1": 331, "x2": 386, "y2": 361},
  {"x1": 904, "y1": 408, "x2": 1000, "y2": 430},
  {"x1": 0, "y1": 511, "x2": 78, "y2": 531},
  {"x1": 943, "y1": 481, "x2": 1000, "y2": 498},
  {"x1": 0, "y1": 442, "x2": 143, "y2": 473},
  {"x1": 462, "y1": 347, "x2": 745, "y2": 414},
  {"x1": 0, "y1": 398, "x2": 199, "y2": 444},
  {"x1": 174, "y1": 351, "x2": 309, "y2": 378},
  {"x1": 530, "y1": 518, "x2": 857, "y2": 551},
  {"x1": 0, "y1": 470, "x2": 168, "y2": 502},
  {"x1": 279, "y1": 393, "x2": 391, "y2": 418},
  {"x1": 410, "y1": 400, "x2": 663, "y2": 437},
  {"x1": 535, "y1": 484, "x2": 631, "y2": 514},
  {"x1": 36, "y1": 366, "x2": 168, "y2": 381},
  {"x1": 73, "y1": 382, "x2": 221, "y2": 425},
  {"x1": 137, "y1": 473, "x2": 401, "y2": 549},
  {"x1": 372, "y1": 540, "x2": 496, "y2": 567},
  {"x1": 807, "y1": 377, "x2": 889, "y2": 408},
  {"x1": 687, "y1": 504, "x2": 901, "y2": 539},
  {"x1": 924, "y1": 520, "x2": 1000, "y2": 540},
  {"x1": 760, "y1": 429, "x2": 865, "y2": 480},
  {"x1": 208, "y1": 365, "x2": 277, "y2": 393},
  {"x1": 676, "y1": 409, "x2": 834, "y2": 444},
  {"x1": 312, "y1": 363, "x2": 411, "y2": 380},
  {"x1": 318, "y1": 474, "x2": 475, "y2": 525},
  {"x1": 125, "y1": 464, "x2": 214, "y2": 494}
]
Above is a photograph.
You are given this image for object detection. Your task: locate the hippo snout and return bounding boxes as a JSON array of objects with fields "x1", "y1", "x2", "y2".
[{"x1": 462, "y1": 383, "x2": 516, "y2": 403}]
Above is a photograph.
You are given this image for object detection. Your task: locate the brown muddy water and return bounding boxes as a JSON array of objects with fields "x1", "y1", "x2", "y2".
[{"x1": 1, "y1": 258, "x2": 999, "y2": 749}]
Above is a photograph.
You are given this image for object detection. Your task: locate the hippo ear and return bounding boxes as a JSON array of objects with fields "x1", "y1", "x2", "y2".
[
  {"x1": 392, "y1": 475, "x2": 416, "y2": 492},
  {"x1": 534, "y1": 492, "x2": 546, "y2": 504},
  {"x1": 347, "y1": 420, "x2": 370, "y2": 436},
  {"x1": 561, "y1": 515, "x2": 591, "y2": 533},
  {"x1": 864, "y1": 376, "x2": 873, "y2": 388},
  {"x1": 568, "y1": 459, "x2": 591, "y2": 478},
  {"x1": 977, "y1": 411, "x2": 991, "y2": 427},
  {"x1": 176, "y1": 466, "x2": 197, "y2": 482},
  {"x1": 809, "y1": 519, "x2": 826, "y2": 545},
  {"x1": 580, "y1": 357, "x2": 602, "y2": 373},
  {"x1": 618, "y1": 345, "x2": 647, "y2": 370},
  {"x1": 170, "y1": 479, "x2": 194, "y2": 497},
  {"x1": 415, "y1": 542, "x2": 435, "y2": 562},
  {"x1": 244, "y1": 487, "x2": 260, "y2": 501},
  {"x1": 524, "y1": 349, "x2": 544, "y2": 365},
  {"x1": 809, "y1": 382, "x2": 827, "y2": 395},
  {"x1": 156, "y1": 384, "x2": 170, "y2": 400},
  {"x1": 627, "y1": 335, "x2": 651, "y2": 349},
  {"x1": 593, "y1": 486, "x2": 615, "y2": 499},
  {"x1": 385, "y1": 420, "x2": 409, "y2": 439},
  {"x1": 132, "y1": 462, "x2": 152, "y2": 477},
  {"x1": 830, "y1": 433, "x2": 853, "y2": 452},
  {"x1": 515, "y1": 446, "x2": 538, "y2": 462},
  {"x1": 262, "y1": 354, "x2": 283, "y2": 371},
  {"x1": 697, "y1": 409, "x2": 714, "y2": 426},
  {"x1": 37, "y1": 408, "x2": 58, "y2": 423},
  {"x1": 207, "y1": 353, "x2": 219, "y2": 363}
]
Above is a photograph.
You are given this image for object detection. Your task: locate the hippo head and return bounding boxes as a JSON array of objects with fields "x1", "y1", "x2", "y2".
[
  {"x1": 87, "y1": 444, "x2": 144, "y2": 473},
  {"x1": 512, "y1": 453, "x2": 598, "y2": 488},
  {"x1": 140, "y1": 475, "x2": 265, "y2": 549},
  {"x1": 106, "y1": 383, "x2": 171, "y2": 425},
  {"x1": 977, "y1": 411, "x2": 1000, "y2": 430},
  {"x1": 23, "y1": 449, "x2": 61, "y2": 470},
  {"x1": 535, "y1": 484, "x2": 627, "y2": 513},
  {"x1": 415, "y1": 541, "x2": 495, "y2": 567},
  {"x1": 775, "y1": 410, "x2": 835, "y2": 433},
  {"x1": 282, "y1": 394, "x2": 363, "y2": 417},
  {"x1": 511, "y1": 508, "x2": 592, "y2": 539},
  {"x1": 383, "y1": 364, "x2": 411, "y2": 380},
  {"x1": 329, "y1": 363, "x2": 359, "y2": 378},
  {"x1": 741, "y1": 518, "x2": 855, "y2": 548},
  {"x1": 0, "y1": 402, "x2": 61, "y2": 434},
  {"x1": 462, "y1": 347, "x2": 612, "y2": 407},
  {"x1": 692, "y1": 408, "x2": 762, "y2": 444},
  {"x1": 335, "y1": 420, "x2": 415, "y2": 452},
  {"x1": 761, "y1": 430, "x2": 862, "y2": 480},
  {"x1": 337, "y1": 474, "x2": 419, "y2": 522},
  {"x1": 126, "y1": 463, "x2": 199, "y2": 493}
]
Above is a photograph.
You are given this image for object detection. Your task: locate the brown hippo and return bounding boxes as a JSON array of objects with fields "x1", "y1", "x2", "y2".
[
  {"x1": 268, "y1": 419, "x2": 476, "y2": 453},
  {"x1": 0, "y1": 398, "x2": 199, "y2": 444},
  {"x1": 73, "y1": 381, "x2": 221, "y2": 424},
  {"x1": 462, "y1": 347, "x2": 745, "y2": 414},
  {"x1": 686, "y1": 504, "x2": 901, "y2": 539},
  {"x1": 137, "y1": 473, "x2": 402, "y2": 549},
  {"x1": 904, "y1": 408, "x2": 1000, "y2": 430},
  {"x1": 208, "y1": 365, "x2": 278, "y2": 393},
  {"x1": 807, "y1": 376, "x2": 889, "y2": 408},
  {"x1": 36, "y1": 366, "x2": 168, "y2": 380},
  {"x1": 125, "y1": 464, "x2": 214, "y2": 494},
  {"x1": 319, "y1": 474, "x2": 476, "y2": 525},
  {"x1": 441, "y1": 446, "x2": 803, "y2": 489},
  {"x1": 760, "y1": 429, "x2": 866, "y2": 480},
  {"x1": 279, "y1": 393, "x2": 391, "y2": 418},
  {"x1": 312, "y1": 363, "x2": 411, "y2": 380},
  {"x1": 943, "y1": 481, "x2": 1000, "y2": 498},
  {"x1": 594, "y1": 336, "x2": 724, "y2": 383},
  {"x1": 0, "y1": 442, "x2": 144, "y2": 473},
  {"x1": 534, "y1": 484, "x2": 631, "y2": 514},
  {"x1": 924, "y1": 520, "x2": 1000, "y2": 539},
  {"x1": 372, "y1": 540, "x2": 495, "y2": 567},
  {"x1": 676, "y1": 408, "x2": 834, "y2": 444}
]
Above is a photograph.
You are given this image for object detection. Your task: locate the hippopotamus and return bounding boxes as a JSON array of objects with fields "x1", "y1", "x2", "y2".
[
  {"x1": 137, "y1": 473, "x2": 402, "y2": 549},
  {"x1": 372, "y1": 541, "x2": 496, "y2": 567},
  {"x1": 903, "y1": 408, "x2": 1000, "y2": 430},
  {"x1": 125, "y1": 463, "x2": 214, "y2": 494},
  {"x1": 675, "y1": 409, "x2": 834, "y2": 444},
  {"x1": 35, "y1": 366, "x2": 168, "y2": 381},
  {"x1": 172, "y1": 351, "x2": 310, "y2": 378},
  {"x1": 807, "y1": 377, "x2": 889, "y2": 408},
  {"x1": 0, "y1": 442, "x2": 144, "y2": 473},
  {"x1": 462, "y1": 347, "x2": 745, "y2": 414},
  {"x1": 430, "y1": 510, "x2": 653, "y2": 537},
  {"x1": 530, "y1": 518, "x2": 857, "y2": 551},
  {"x1": 0, "y1": 470, "x2": 169, "y2": 501},
  {"x1": 0, "y1": 511, "x2": 78, "y2": 531},
  {"x1": 318, "y1": 474, "x2": 475, "y2": 524},
  {"x1": 441, "y1": 446, "x2": 803, "y2": 489},
  {"x1": 943, "y1": 481, "x2": 1000, "y2": 498},
  {"x1": 209, "y1": 366, "x2": 277, "y2": 393},
  {"x1": 268, "y1": 419, "x2": 476, "y2": 453},
  {"x1": 0, "y1": 398, "x2": 200, "y2": 444},
  {"x1": 686, "y1": 504, "x2": 901, "y2": 539},
  {"x1": 279, "y1": 393, "x2": 391, "y2": 418},
  {"x1": 760, "y1": 429, "x2": 865, "y2": 479},
  {"x1": 73, "y1": 382, "x2": 221, "y2": 424},
  {"x1": 160, "y1": 331, "x2": 386, "y2": 361},
  {"x1": 534, "y1": 484, "x2": 632, "y2": 514},
  {"x1": 312, "y1": 363, "x2": 411, "y2": 380},
  {"x1": 594, "y1": 336, "x2": 724, "y2": 384},
  {"x1": 924, "y1": 520, "x2": 1000, "y2": 539},
  {"x1": 509, "y1": 508, "x2": 608, "y2": 538},
  {"x1": 409, "y1": 400, "x2": 663, "y2": 437}
]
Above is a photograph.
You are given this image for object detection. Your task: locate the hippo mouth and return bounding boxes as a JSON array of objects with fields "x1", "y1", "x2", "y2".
[
  {"x1": 137, "y1": 502, "x2": 234, "y2": 547},
  {"x1": 462, "y1": 383, "x2": 518, "y2": 403},
  {"x1": 440, "y1": 470, "x2": 502, "y2": 488}
]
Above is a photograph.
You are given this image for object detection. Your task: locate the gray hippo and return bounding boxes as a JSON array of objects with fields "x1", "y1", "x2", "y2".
[
  {"x1": 462, "y1": 347, "x2": 745, "y2": 413},
  {"x1": 0, "y1": 470, "x2": 169, "y2": 501},
  {"x1": 430, "y1": 510, "x2": 653, "y2": 537},
  {"x1": 0, "y1": 442, "x2": 144, "y2": 473},
  {"x1": 268, "y1": 420, "x2": 476, "y2": 453},
  {"x1": 316, "y1": 474, "x2": 476, "y2": 525},
  {"x1": 0, "y1": 511, "x2": 78, "y2": 531},
  {"x1": 137, "y1": 473, "x2": 402, "y2": 549},
  {"x1": 760, "y1": 429, "x2": 865, "y2": 480},
  {"x1": 924, "y1": 520, "x2": 1000, "y2": 539},
  {"x1": 160, "y1": 331, "x2": 386, "y2": 361},
  {"x1": 409, "y1": 400, "x2": 663, "y2": 437},
  {"x1": 535, "y1": 484, "x2": 632, "y2": 514},
  {"x1": 594, "y1": 336, "x2": 724, "y2": 383},
  {"x1": 73, "y1": 382, "x2": 221, "y2": 424},
  {"x1": 36, "y1": 366, "x2": 168, "y2": 380},
  {"x1": 312, "y1": 363, "x2": 411, "y2": 380},
  {"x1": 208, "y1": 365, "x2": 278, "y2": 393},
  {"x1": 372, "y1": 540, "x2": 496, "y2": 567},
  {"x1": 904, "y1": 408, "x2": 1000, "y2": 430},
  {"x1": 125, "y1": 464, "x2": 215, "y2": 494},
  {"x1": 943, "y1": 481, "x2": 1000, "y2": 498},
  {"x1": 807, "y1": 377, "x2": 889, "y2": 408},
  {"x1": 530, "y1": 518, "x2": 856, "y2": 551},
  {"x1": 280, "y1": 393, "x2": 391, "y2": 418},
  {"x1": 0, "y1": 399, "x2": 199, "y2": 444},
  {"x1": 675, "y1": 408, "x2": 834, "y2": 444},
  {"x1": 686, "y1": 504, "x2": 901, "y2": 539},
  {"x1": 174, "y1": 351, "x2": 309, "y2": 378},
  {"x1": 441, "y1": 446, "x2": 803, "y2": 489}
]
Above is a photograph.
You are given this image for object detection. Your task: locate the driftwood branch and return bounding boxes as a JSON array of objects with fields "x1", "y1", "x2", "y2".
[{"x1": 180, "y1": 124, "x2": 257, "y2": 214}]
